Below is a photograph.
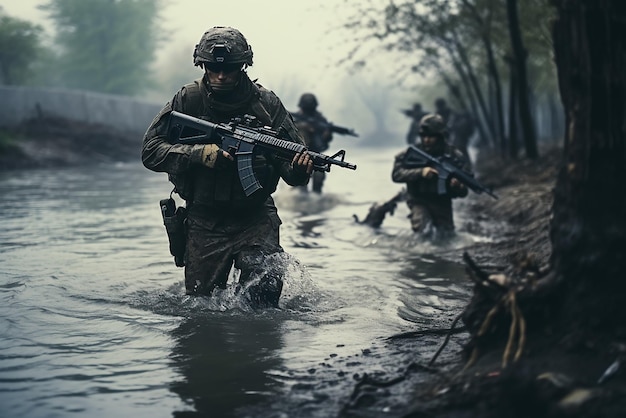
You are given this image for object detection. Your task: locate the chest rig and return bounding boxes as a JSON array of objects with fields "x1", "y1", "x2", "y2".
[{"x1": 175, "y1": 79, "x2": 281, "y2": 210}]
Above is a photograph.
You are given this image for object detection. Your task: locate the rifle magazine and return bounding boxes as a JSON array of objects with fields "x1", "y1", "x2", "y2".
[{"x1": 237, "y1": 154, "x2": 263, "y2": 197}]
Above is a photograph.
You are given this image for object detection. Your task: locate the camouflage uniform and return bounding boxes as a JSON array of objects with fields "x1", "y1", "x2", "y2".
[
  {"x1": 392, "y1": 114, "x2": 470, "y2": 237},
  {"x1": 142, "y1": 27, "x2": 309, "y2": 306},
  {"x1": 291, "y1": 93, "x2": 333, "y2": 193}
]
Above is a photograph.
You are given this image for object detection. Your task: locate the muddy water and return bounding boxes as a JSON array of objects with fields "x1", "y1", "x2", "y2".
[{"x1": 0, "y1": 147, "x2": 484, "y2": 418}]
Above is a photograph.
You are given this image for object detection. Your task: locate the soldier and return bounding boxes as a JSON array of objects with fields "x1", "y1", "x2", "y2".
[
  {"x1": 434, "y1": 97, "x2": 454, "y2": 126},
  {"x1": 450, "y1": 110, "x2": 476, "y2": 163},
  {"x1": 291, "y1": 93, "x2": 333, "y2": 193},
  {"x1": 435, "y1": 97, "x2": 475, "y2": 161},
  {"x1": 391, "y1": 114, "x2": 471, "y2": 239},
  {"x1": 142, "y1": 26, "x2": 313, "y2": 307},
  {"x1": 404, "y1": 102, "x2": 429, "y2": 145}
]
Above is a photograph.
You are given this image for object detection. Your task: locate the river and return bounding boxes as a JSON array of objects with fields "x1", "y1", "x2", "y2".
[{"x1": 0, "y1": 146, "x2": 487, "y2": 418}]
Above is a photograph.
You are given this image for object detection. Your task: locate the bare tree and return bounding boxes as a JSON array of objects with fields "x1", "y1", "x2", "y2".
[
  {"x1": 455, "y1": 4, "x2": 625, "y2": 413},
  {"x1": 336, "y1": 0, "x2": 556, "y2": 160},
  {"x1": 549, "y1": 0, "x2": 626, "y2": 330},
  {"x1": 506, "y1": 0, "x2": 539, "y2": 158}
]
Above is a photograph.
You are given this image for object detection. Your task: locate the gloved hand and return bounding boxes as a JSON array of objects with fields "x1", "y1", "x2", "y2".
[
  {"x1": 422, "y1": 167, "x2": 438, "y2": 179},
  {"x1": 449, "y1": 177, "x2": 468, "y2": 196},
  {"x1": 290, "y1": 152, "x2": 313, "y2": 175},
  {"x1": 193, "y1": 144, "x2": 234, "y2": 169},
  {"x1": 449, "y1": 177, "x2": 466, "y2": 190}
]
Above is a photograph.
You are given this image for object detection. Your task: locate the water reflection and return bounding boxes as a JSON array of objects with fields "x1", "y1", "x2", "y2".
[
  {"x1": 170, "y1": 313, "x2": 284, "y2": 418},
  {"x1": 395, "y1": 255, "x2": 469, "y2": 328}
]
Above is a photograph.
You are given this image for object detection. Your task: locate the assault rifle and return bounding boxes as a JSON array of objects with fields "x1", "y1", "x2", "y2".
[
  {"x1": 290, "y1": 112, "x2": 359, "y2": 137},
  {"x1": 403, "y1": 145, "x2": 498, "y2": 199},
  {"x1": 353, "y1": 188, "x2": 407, "y2": 228},
  {"x1": 167, "y1": 111, "x2": 357, "y2": 197}
]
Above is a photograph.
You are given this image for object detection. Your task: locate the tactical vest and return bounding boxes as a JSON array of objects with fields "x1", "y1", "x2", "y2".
[{"x1": 169, "y1": 79, "x2": 282, "y2": 212}]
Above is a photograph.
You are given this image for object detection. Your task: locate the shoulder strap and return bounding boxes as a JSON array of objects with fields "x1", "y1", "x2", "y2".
[
  {"x1": 182, "y1": 79, "x2": 206, "y2": 117},
  {"x1": 250, "y1": 98, "x2": 273, "y2": 126}
]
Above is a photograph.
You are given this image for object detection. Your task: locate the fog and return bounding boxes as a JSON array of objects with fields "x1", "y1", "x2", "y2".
[{"x1": 1, "y1": 0, "x2": 438, "y2": 146}]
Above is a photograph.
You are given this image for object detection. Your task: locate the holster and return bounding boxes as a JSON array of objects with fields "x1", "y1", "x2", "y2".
[{"x1": 160, "y1": 198, "x2": 187, "y2": 267}]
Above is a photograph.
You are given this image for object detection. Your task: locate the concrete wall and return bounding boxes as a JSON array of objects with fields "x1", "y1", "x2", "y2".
[{"x1": 0, "y1": 85, "x2": 163, "y2": 135}]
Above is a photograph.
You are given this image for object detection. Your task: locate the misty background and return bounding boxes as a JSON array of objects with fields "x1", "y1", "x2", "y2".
[
  {"x1": 1, "y1": 0, "x2": 425, "y2": 147},
  {"x1": 0, "y1": 0, "x2": 564, "y2": 155}
]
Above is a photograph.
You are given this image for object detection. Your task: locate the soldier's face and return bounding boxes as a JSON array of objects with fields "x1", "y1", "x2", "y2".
[
  {"x1": 421, "y1": 135, "x2": 439, "y2": 152},
  {"x1": 204, "y1": 62, "x2": 242, "y2": 92}
]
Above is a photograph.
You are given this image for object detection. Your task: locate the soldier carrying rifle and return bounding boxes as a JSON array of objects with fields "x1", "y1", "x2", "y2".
[
  {"x1": 391, "y1": 113, "x2": 494, "y2": 239},
  {"x1": 142, "y1": 26, "x2": 315, "y2": 307},
  {"x1": 291, "y1": 93, "x2": 357, "y2": 194}
]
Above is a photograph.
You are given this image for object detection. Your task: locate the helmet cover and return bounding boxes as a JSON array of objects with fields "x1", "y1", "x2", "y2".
[
  {"x1": 193, "y1": 26, "x2": 253, "y2": 66},
  {"x1": 419, "y1": 113, "x2": 448, "y2": 137}
]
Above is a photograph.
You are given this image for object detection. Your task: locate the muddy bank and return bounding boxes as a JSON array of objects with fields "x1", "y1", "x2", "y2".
[
  {"x1": 361, "y1": 145, "x2": 626, "y2": 418},
  {"x1": 0, "y1": 117, "x2": 142, "y2": 170},
  {"x1": 459, "y1": 145, "x2": 560, "y2": 270}
]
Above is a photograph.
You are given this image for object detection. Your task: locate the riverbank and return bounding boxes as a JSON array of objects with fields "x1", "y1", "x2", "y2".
[
  {"x1": 0, "y1": 117, "x2": 141, "y2": 170},
  {"x1": 383, "y1": 145, "x2": 626, "y2": 418},
  {"x1": 458, "y1": 145, "x2": 558, "y2": 270}
]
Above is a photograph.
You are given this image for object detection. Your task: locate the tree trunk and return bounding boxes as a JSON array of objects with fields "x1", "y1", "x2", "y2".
[
  {"x1": 507, "y1": 58, "x2": 519, "y2": 159},
  {"x1": 441, "y1": 41, "x2": 493, "y2": 148},
  {"x1": 450, "y1": 31, "x2": 497, "y2": 145},
  {"x1": 550, "y1": 0, "x2": 626, "y2": 333},
  {"x1": 548, "y1": 93, "x2": 564, "y2": 143},
  {"x1": 482, "y1": 35, "x2": 507, "y2": 156},
  {"x1": 460, "y1": 0, "x2": 506, "y2": 151},
  {"x1": 507, "y1": 0, "x2": 539, "y2": 159}
]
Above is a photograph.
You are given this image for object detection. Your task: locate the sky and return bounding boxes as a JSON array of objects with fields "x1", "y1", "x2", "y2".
[{"x1": 1, "y1": 0, "x2": 427, "y2": 142}]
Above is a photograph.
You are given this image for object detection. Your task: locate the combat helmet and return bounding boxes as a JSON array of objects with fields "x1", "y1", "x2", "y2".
[
  {"x1": 419, "y1": 114, "x2": 448, "y2": 137},
  {"x1": 434, "y1": 98, "x2": 447, "y2": 109},
  {"x1": 193, "y1": 26, "x2": 253, "y2": 67},
  {"x1": 298, "y1": 93, "x2": 318, "y2": 112}
]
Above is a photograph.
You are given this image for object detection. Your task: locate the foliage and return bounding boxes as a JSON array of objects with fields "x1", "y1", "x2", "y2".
[
  {"x1": 339, "y1": 0, "x2": 556, "y2": 95},
  {"x1": 0, "y1": 10, "x2": 45, "y2": 85},
  {"x1": 507, "y1": 0, "x2": 558, "y2": 92},
  {"x1": 336, "y1": 0, "x2": 558, "y2": 155},
  {"x1": 40, "y1": 0, "x2": 162, "y2": 96}
]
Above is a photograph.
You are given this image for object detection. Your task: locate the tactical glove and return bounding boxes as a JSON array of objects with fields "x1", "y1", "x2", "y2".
[
  {"x1": 290, "y1": 152, "x2": 314, "y2": 176},
  {"x1": 192, "y1": 144, "x2": 233, "y2": 169},
  {"x1": 422, "y1": 167, "x2": 438, "y2": 179}
]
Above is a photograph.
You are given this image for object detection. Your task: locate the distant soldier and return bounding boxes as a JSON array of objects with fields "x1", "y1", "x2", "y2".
[
  {"x1": 291, "y1": 93, "x2": 333, "y2": 193},
  {"x1": 434, "y1": 98, "x2": 454, "y2": 126},
  {"x1": 450, "y1": 110, "x2": 476, "y2": 162},
  {"x1": 404, "y1": 102, "x2": 429, "y2": 145},
  {"x1": 392, "y1": 114, "x2": 471, "y2": 239}
]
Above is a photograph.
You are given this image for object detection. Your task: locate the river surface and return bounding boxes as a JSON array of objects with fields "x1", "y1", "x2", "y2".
[{"x1": 0, "y1": 146, "x2": 489, "y2": 418}]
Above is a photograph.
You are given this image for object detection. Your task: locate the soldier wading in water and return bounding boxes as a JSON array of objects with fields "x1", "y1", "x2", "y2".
[
  {"x1": 392, "y1": 114, "x2": 471, "y2": 239},
  {"x1": 291, "y1": 93, "x2": 333, "y2": 194},
  {"x1": 142, "y1": 26, "x2": 313, "y2": 307}
]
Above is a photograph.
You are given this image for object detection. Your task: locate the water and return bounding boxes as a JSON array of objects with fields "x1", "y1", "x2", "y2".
[{"x1": 0, "y1": 146, "x2": 487, "y2": 418}]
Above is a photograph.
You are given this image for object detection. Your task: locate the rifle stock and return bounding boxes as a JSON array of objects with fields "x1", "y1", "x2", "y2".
[
  {"x1": 403, "y1": 145, "x2": 498, "y2": 199},
  {"x1": 354, "y1": 188, "x2": 407, "y2": 228},
  {"x1": 168, "y1": 111, "x2": 357, "y2": 196}
]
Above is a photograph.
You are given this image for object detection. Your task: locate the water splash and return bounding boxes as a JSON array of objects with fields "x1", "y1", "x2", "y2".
[{"x1": 128, "y1": 252, "x2": 338, "y2": 317}]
